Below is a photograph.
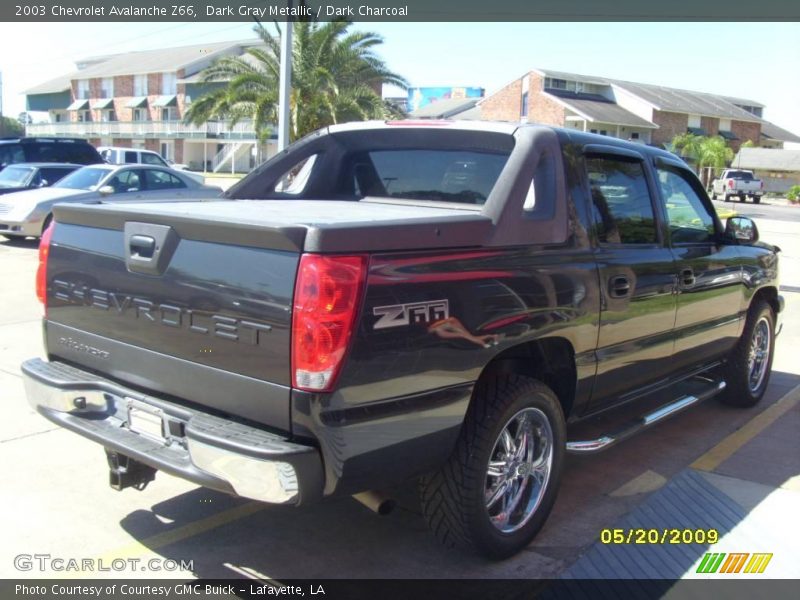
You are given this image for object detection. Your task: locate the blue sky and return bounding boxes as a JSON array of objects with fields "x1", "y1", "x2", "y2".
[{"x1": 1, "y1": 21, "x2": 798, "y2": 133}]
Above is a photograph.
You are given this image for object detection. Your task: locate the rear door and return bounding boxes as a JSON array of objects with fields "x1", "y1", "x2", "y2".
[
  {"x1": 585, "y1": 147, "x2": 678, "y2": 411},
  {"x1": 654, "y1": 158, "x2": 744, "y2": 370}
]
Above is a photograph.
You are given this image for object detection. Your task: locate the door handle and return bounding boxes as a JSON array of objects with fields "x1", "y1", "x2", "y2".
[
  {"x1": 680, "y1": 268, "x2": 696, "y2": 287},
  {"x1": 609, "y1": 275, "x2": 631, "y2": 298},
  {"x1": 129, "y1": 234, "x2": 156, "y2": 260}
]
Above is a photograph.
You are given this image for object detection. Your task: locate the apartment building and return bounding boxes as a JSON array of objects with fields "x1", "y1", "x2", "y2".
[
  {"x1": 478, "y1": 68, "x2": 800, "y2": 151},
  {"x1": 25, "y1": 40, "x2": 276, "y2": 173}
]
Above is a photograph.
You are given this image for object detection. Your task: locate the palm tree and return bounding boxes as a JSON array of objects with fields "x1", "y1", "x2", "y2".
[
  {"x1": 184, "y1": 19, "x2": 409, "y2": 142},
  {"x1": 670, "y1": 133, "x2": 734, "y2": 188}
]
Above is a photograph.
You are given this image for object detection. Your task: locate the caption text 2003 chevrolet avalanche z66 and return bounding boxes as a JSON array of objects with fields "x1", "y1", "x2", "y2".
[{"x1": 23, "y1": 121, "x2": 782, "y2": 558}]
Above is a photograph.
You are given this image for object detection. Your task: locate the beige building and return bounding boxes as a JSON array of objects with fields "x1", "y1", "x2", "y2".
[{"x1": 25, "y1": 40, "x2": 277, "y2": 173}]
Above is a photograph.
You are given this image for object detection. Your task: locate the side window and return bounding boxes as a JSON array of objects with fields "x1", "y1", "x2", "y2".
[
  {"x1": 587, "y1": 156, "x2": 658, "y2": 245},
  {"x1": 40, "y1": 168, "x2": 71, "y2": 185},
  {"x1": 144, "y1": 169, "x2": 186, "y2": 190},
  {"x1": 124, "y1": 151, "x2": 138, "y2": 164},
  {"x1": 0, "y1": 144, "x2": 25, "y2": 166},
  {"x1": 657, "y1": 168, "x2": 716, "y2": 244},
  {"x1": 142, "y1": 152, "x2": 167, "y2": 166},
  {"x1": 273, "y1": 154, "x2": 317, "y2": 194},
  {"x1": 106, "y1": 170, "x2": 142, "y2": 193}
]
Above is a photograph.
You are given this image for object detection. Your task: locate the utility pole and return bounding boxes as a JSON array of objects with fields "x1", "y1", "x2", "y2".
[{"x1": 277, "y1": 3, "x2": 293, "y2": 152}]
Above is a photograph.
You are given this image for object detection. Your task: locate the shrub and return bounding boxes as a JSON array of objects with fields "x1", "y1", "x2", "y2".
[{"x1": 788, "y1": 185, "x2": 800, "y2": 203}]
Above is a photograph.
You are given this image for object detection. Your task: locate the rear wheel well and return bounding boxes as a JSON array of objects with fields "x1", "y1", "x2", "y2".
[{"x1": 476, "y1": 338, "x2": 576, "y2": 419}]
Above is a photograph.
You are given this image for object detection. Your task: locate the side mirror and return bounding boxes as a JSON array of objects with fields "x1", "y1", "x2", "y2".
[
  {"x1": 98, "y1": 185, "x2": 115, "y2": 196},
  {"x1": 725, "y1": 216, "x2": 759, "y2": 244}
]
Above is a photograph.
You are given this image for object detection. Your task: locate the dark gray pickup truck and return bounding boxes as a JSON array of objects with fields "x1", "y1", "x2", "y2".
[{"x1": 23, "y1": 121, "x2": 782, "y2": 558}]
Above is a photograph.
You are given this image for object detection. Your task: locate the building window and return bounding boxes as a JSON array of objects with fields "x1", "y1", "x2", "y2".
[
  {"x1": 77, "y1": 110, "x2": 91, "y2": 122},
  {"x1": 631, "y1": 132, "x2": 640, "y2": 140},
  {"x1": 600, "y1": 130, "x2": 608, "y2": 136},
  {"x1": 545, "y1": 77, "x2": 568, "y2": 90},
  {"x1": 134, "y1": 74, "x2": 148, "y2": 97},
  {"x1": 132, "y1": 108, "x2": 148, "y2": 122},
  {"x1": 162, "y1": 72, "x2": 177, "y2": 95},
  {"x1": 590, "y1": 129, "x2": 598, "y2": 134},
  {"x1": 521, "y1": 92, "x2": 529, "y2": 118},
  {"x1": 688, "y1": 114, "x2": 701, "y2": 128},
  {"x1": 100, "y1": 110, "x2": 116, "y2": 123},
  {"x1": 101, "y1": 77, "x2": 114, "y2": 99},
  {"x1": 719, "y1": 118, "x2": 732, "y2": 132},
  {"x1": 161, "y1": 107, "x2": 177, "y2": 122},
  {"x1": 77, "y1": 79, "x2": 90, "y2": 99}
]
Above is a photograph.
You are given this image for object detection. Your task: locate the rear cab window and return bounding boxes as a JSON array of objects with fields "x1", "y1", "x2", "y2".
[{"x1": 244, "y1": 128, "x2": 515, "y2": 208}]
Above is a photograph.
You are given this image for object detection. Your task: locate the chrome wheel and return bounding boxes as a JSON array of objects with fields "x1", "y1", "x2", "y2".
[
  {"x1": 747, "y1": 316, "x2": 771, "y2": 393},
  {"x1": 485, "y1": 407, "x2": 553, "y2": 533}
]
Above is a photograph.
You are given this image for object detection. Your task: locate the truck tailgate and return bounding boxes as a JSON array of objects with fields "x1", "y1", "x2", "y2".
[{"x1": 44, "y1": 213, "x2": 298, "y2": 431}]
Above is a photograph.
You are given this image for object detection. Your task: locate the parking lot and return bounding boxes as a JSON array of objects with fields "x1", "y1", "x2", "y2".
[{"x1": 1, "y1": 204, "x2": 798, "y2": 582}]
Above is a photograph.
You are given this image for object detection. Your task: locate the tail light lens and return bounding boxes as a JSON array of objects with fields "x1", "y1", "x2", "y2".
[
  {"x1": 727, "y1": 179, "x2": 734, "y2": 189},
  {"x1": 291, "y1": 254, "x2": 367, "y2": 392},
  {"x1": 36, "y1": 224, "x2": 54, "y2": 307}
]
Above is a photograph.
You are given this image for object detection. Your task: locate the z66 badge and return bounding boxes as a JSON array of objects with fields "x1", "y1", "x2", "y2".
[{"x1": 373, "y1": 300, "x2": 449, "y2": 330}]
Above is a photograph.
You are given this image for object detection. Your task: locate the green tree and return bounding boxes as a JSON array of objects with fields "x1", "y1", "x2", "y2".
[
  {"x1": 185, "y1": 19, "x2": 409, "y2": 142},
  {"x1": 670, "y1": 133, "x2": 734, "y2": 188},
  {"x1": 697, "y1": 136, "x2": 734, "y2": 187},
  {"x1": 0, "y1": 116, "x2": 24, "y2": 137}
]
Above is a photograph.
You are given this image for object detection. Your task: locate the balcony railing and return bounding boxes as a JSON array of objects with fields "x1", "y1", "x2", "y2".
[{"x1": 26, "y1": 120, "x2": 260, "y2": 141}]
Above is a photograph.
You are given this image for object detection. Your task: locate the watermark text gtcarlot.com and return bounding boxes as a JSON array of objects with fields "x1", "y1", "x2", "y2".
[{"x1": 14, "y1": 553, "x2": 193, "y2": 572}]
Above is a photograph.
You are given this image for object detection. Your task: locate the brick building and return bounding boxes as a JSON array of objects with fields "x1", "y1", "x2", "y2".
[
  {"x1": 24, "y1": 40, "x2": 277, "y2": 173},
  {"x1": 478, "y1": 69, "x2": 800, "y2": 151}
]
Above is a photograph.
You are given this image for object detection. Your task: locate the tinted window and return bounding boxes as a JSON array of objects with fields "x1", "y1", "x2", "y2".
[
  {"x1": 587, "y1": 156, "x2": 657, "y2": 245},
  {"x1": 0, "y1": 144, "x2": 25, "y2": 167},
  {"x1": 726, "y1": 170, "x2": 753, "y2": 180},
  {"x1": 26, "y1": 142, "x2": 99, "y2": 165},
  {"x1": 142, "y1": 152, "x2": 167, "y2": 166},
  {"x1": 40, "y1": 167, "x2": 76, "y2": 186},
  {"x1": 144, "y1": 169, "x2": 185, "y2": 190},
  {"x1": 124, "y1": 151, "x2": 138, "y2": 164},
  {"x1": 658, "y1": 168, "x2": 716, "y2": 244},
  {"x1": 340, "y1": 150, "x2": 509, "y2": 205},
  {"x1": 106, "y1": 169, "x2": 142, "y2": 193}
]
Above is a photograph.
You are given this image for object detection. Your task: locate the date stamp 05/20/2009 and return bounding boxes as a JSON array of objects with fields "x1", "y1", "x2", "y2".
[{"x1": 600, "y1": 528, "x2": 719, "y2": 545}]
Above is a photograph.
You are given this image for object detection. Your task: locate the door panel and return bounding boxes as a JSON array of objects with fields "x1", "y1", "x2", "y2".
[
  {"x1": 584, "y1": 154, "x2": 678, "y2": 411},
  {"x1": 656, "y1": 165, "x2": 745, "y2": 370}
]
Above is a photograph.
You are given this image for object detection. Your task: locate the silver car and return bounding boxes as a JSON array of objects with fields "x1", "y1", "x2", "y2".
[{"x1": 0, "y1": 164, "x2": 222, "y2": 239}]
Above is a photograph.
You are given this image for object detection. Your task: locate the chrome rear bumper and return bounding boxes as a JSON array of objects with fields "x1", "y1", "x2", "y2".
[{"x1": 21, "y1": 358, "x2": 323, "y2": 505}]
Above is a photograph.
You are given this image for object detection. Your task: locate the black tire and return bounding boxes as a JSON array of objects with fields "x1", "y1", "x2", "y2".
[
  {"x1": 710, "y1": 191, "x2": 717, "y2": 200},
  {"x1": 724, "y1": 194, "x2": 731, "y2": 202},
  {"x1": 419, "y1": 375, "x2": 566, "y2": 559},
  {"x1": 720, "y1": 300, "x2": 775, "y2": 407},
  {"x1": 738, "y1": 194, "x2": 746, "y2": 202},
  {"x1": 753, "y1": 196, "x2": 761, "y2": 204}
]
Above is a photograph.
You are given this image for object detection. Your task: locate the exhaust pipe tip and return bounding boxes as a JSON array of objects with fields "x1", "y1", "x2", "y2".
[{"x1": 353, "y1": 490, "x2": 396, "y2": 516}]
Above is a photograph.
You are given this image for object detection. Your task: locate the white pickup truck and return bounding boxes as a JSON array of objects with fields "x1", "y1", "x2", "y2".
[{"x1": 711, "y1": 169, "x2": 764, "y2": 203}]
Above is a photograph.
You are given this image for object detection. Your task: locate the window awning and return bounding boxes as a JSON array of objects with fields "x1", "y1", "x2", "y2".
[
  {"x1": 718, "y1": 130, "x2": 739, "y2": 141},
  {"x1": 152, "y1": 95, "x2": 177, "y2": 107},
  {"x1": 66, "y1": 99, "x2": 89, "y2": 111},
  {"x1": 91, "y1": 98, "x2": 114, "y2": 110},
  {"x1": 687, "y1": 127, "x2": 706, "y2": 136},
  {"x1": 126, "y1": 96, "x2": 148, "y2": 108}
]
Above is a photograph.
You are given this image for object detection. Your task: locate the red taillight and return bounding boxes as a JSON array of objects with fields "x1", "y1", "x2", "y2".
[
  {"x1": 727, "y1": 179, "x2": 734, "y2": 189},
  {"x1": 291, "y1": 254, "x2": 367, "y2": 392},
  {"x1": 36, "y1": 224, "x2": 54, "y2": 306}
]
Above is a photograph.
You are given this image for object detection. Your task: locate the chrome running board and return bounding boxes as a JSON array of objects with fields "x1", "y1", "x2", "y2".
[{"x1": 566, "y1": 379, "x2": 726, "y2": 454}]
